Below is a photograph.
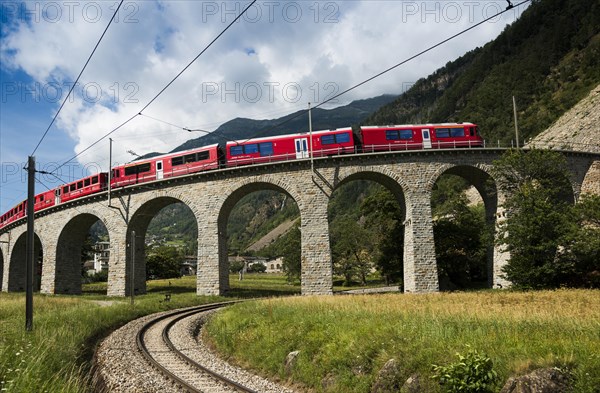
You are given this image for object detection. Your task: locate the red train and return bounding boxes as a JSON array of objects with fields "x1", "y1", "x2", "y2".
[
  {"x1": 0, "y1": 123, "x2": 482, "y2": 229},
  {"x1": 361, "y1": 122, "x2": 482, "y2": 151},
  {"x1": 226, "y1": 128, "x2": 355, "y2": 166}
]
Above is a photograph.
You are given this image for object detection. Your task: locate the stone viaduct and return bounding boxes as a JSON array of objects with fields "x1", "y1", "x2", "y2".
[{"x1": 1, "y1": 148, "x2": 598, "y2": 296}]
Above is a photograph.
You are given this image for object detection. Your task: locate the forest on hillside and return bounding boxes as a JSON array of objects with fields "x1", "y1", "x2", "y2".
[{"x1": 367, "y1": 0, "x2": 600, "y2": 145}]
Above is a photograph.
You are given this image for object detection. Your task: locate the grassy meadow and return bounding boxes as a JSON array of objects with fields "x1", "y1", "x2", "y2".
[
  {"x1": 205, "y1": 289, "x2": 600, "y2": 393},
  {"x1": 0, "y1": 274, "x2": 275, "y2": 392},
  {"x1": 1, "y1": 274, "x2": 598, "y2": 392}
]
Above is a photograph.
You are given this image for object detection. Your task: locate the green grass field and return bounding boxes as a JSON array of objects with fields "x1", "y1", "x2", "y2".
[
  {"x1": 205, "y1": 290, "x2": 600, "y2": 393},
  {"x1": 1, "y1": 275, "x2": 598, "y2": 392}
]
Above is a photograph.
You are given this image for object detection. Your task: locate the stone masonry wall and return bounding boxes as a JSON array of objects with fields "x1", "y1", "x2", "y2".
[{"x1": 1, "y1": 150, "x2": 597, "y2": 296}]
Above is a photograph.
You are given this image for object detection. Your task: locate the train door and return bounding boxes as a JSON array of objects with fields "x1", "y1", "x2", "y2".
[
  {"x1": 294, "y1": 138, "x2": 309, "y2": 159},
  {"x1": 421, "y1": 129, "x2": 432, "y2": 149},
  {"x1": 54, "y1": 189, "x2": 61, "y2": 205},
  {"x1": 156, "y1": 160, "x2": 164, "y2": 180}
]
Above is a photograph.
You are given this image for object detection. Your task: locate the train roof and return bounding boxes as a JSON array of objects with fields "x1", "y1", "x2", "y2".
[
  {"x1": 361, "y1": 122, "x2": 476, "y2": 129},
  {"x1": 117, "y1": 144, "x2": 219, "y2": 167},
  {"x1": 226, "y1": 128, "x2": 353, "y2": 145}
]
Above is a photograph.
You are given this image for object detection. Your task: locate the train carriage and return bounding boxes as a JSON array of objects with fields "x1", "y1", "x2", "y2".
[
  {"x1": 111, "y1": 144, "x2": 220, "y2": 188},
  {"x1": 226, "y1": 128, "x2": 355, "y2": 167},
  {"x1": 58, "y1": 173, "x2": 108, "y2": 203},
  {"x1": 360, "y1": 122, "x2": 482, "y2": 152},
  {"x1": 0, "y1": 190, "x2": 55, "y2": 228}
]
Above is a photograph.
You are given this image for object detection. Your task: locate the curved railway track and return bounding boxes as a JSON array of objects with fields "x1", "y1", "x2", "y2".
[{"x1": 136, "y1": 301, "x2": 258, "y2": 393}]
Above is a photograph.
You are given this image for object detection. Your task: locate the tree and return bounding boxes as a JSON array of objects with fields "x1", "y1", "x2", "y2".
[
  {"x1": 330, "y1": 216, "x2": 375, "y2": 286},
  {"x1": 248, "y1": 262, "x2": 266, "y2": 273},
  {"x1": 281, "y1": 224, "x2": 301, "y2": 282},
  {"x1": 491, "y1": 149, "x2": 575, "y2": 289},
  {"x1": 560, "y1": 194, "x2": 600, "y2": 288},
  {"x1": 360, "y1": 189, "x2": 404, "y2": 284},
  {"x1": 146, "y1": 245, "x2": 182, "y2": 280},
  {"x1": 434, "y1": 198, "x2": 488, "y2": 290}
]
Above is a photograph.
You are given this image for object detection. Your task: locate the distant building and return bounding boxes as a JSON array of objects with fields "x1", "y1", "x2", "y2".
[
  {"x1": 266, "y1": 257, "x2": 283, "y2": 273},
  {"x1": 227, "y1": 255, "x2": 283, "y2": 273},
  {"x1": 180, "y1": 255, "x2": 197, "y2": 276},
  {"x1": 83, "y1": 241, "x2": 110, "y2": 275}
]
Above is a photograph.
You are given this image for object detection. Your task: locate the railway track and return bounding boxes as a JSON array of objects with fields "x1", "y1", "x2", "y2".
[
  {"x1": 95, "y1": 301, "x2": 295, "y2": 392},
  {"x1": 135, "y1": 301, "x2": 257, "y2": 393}
]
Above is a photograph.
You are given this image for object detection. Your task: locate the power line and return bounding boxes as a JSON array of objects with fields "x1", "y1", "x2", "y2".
[
  {"x1": 236, "y1": 0, "x2": 532, "y2": 144},
  {"x1": 30, "y1": 0, "x2": 124, "y2": 156},
  {"x1": 51, "y1": 0, "x2": 258, "y2": 175}
]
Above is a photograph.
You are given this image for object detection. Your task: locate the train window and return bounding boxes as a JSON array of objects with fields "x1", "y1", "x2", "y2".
[
  {"x1": 124, "y1": 163, "x2": 151, "y2": 176},
  {"x1": 184, "y1": 154, "x2": 196, "y2": 163},
  {"x1": 70, "y1": 184, "x2": 76, "y2": 192},
  {"x1": 450, "y1": 128, "x2": 465, "y2": 137},
  {"x1": 39, "y1": 195, "x2": 44, "y2": 201},
  {"x1": 63, "y1": 186, "x2": 69, "y2": 193},
  {"x1": 84, "y1": 178, "x2": 91, "y2": 187},
  {"x1": 469, "y1": 127, "x2": 474, "y2": 136},
  {"x1": 435, "y1": 129, "x2": 451, "y2": 138},
  {"x1": 259, "y1": 142, "x2": 273, "y2": 156},
  {"x1": 321, "y1": 135, "x2": 335, "y2": 145},
  {"x1": 335, "y1": 133, "x2": 351, "y2": 143},
  {"x1": 112, "y1": 169, "x2": 120, "y2": 178},
  {"x1": 230, "y1": 146, "x2": 243, "y2": 156},
  {"x1": 244, "y1": 144, "x2": 259, "y2": 154},
  {"x1": 197, "y1": 151, "x2": 209, "y2": 161},
  {"x1": 92, "y1": 176, "x2": 98, "y2": 184},
  {"x1": 399, "y1": 130, "x2": 413, "y2": 139},
  {"x1": 385, "y1": 130, "x2": 399, "y2": 140},
  {"x1": 172, "y1": 156, "x2": 184, "y2": 166},
  {"x1": 77, "y1": 181, "x2": 83, "y2": 189}
]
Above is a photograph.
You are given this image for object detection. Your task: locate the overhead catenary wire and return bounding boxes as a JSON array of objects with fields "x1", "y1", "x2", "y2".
[
  {"x1": 30, "y1": 0, "x2": 124, "y2": 156},
  {"x1": 236, "y1": 0, "x2": 532, "y2": 145},
  {"x1": 50, "y1": 0, "x2": 258, "y2": 175}
]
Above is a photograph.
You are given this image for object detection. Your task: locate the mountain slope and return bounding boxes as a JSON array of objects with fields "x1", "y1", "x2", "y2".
[
  {"x1": 366, "y1": 0, "x2": 600, "y2": 144},
  {"x1": 171, "y1": 94, "x2": 397, "y2": 152},
  {"x1": 529, "y1": 84, "x2": 600, "y2": 152}
]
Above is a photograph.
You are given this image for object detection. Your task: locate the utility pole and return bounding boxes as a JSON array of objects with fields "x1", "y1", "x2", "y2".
[
  {"x1": 512, "y1": 96, "x2": 520, "y2": 148},
  {"x1": 25, "y1": 156, "x2": 35, "y2": 331},
  {"x1": 308, "y1": 102, "x2": 314, "y2": 173},
  {"x1": 108, "y1": 138, "x2": 113, "y2": 206},
  {"x1": 130, "y1": 230, "x2": 135, "y2": 305}
]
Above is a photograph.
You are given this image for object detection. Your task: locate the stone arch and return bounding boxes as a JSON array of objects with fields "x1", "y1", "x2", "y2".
[
  {"x1": 580, "y1": 160, "x2": 600, "y2": 197},
  {"x1": 332, "y1": 168, "x2": 408, "y2": 217},
  {"x1": 126, "y1": 195, "x2": 199, "y2": 295},
  {"x1": 55, "y1": 213, "x2": 109, "y2": 294},
  {"x1": 216, "y1": 179, "x2": 299, "y2": 293},
  {"x1": 429, "y1": 163, "x2": 500, "y2": 289},
  {"x1": 328, "y1": 169, "x2": 408, "y2": 289},
  {"x1": 8, "y1": 231, "x2": 43, "y2": 292}
]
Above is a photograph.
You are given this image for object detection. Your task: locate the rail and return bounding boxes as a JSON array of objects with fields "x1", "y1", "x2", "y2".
[{"x1": 136, "y1": 301, "x2": 257, "y2": 393}]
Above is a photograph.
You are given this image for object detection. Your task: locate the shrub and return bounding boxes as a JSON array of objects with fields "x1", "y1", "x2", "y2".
[{"x1": 431, "y1": 347, "x2": 498, "y2": 393}]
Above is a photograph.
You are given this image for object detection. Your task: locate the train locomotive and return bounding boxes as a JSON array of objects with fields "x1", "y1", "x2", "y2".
[{"x1": 0, "y1": 122, "x2": 482, "y2": 229}]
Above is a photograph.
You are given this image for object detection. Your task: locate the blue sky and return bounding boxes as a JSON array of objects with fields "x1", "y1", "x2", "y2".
[{"x1": 0, "y1": 0, "x2": 528, "y2": 213}]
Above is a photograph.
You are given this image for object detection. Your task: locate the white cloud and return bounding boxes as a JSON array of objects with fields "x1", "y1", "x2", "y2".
[{"x1": 1, "y1": 0, "x2": 528, "y2": 172}]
